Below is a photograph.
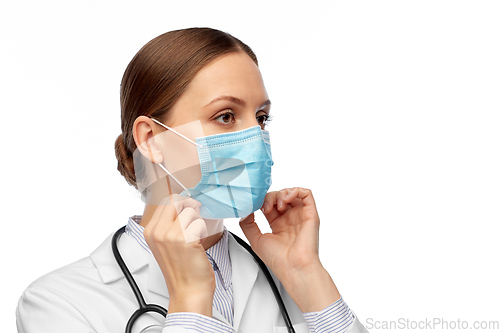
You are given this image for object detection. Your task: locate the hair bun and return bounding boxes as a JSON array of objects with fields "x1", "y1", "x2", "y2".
[{"x1": 115, "y1": 133, "x2": 136, "y2": 187}]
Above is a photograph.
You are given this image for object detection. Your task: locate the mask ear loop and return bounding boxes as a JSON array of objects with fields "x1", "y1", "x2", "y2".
[
  {"x1": 150, "y1": 118, "x2": 203, "y2": 148},
  {"x1": 149, "y1": 117, "x2": 203, "y2": 196}
]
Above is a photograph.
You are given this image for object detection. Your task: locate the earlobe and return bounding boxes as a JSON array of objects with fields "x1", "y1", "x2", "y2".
[{"x1": 133, "y1": 116, "x2": 164, "y2": 164}]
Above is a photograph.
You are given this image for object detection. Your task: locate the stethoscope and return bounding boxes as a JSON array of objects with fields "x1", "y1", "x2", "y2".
[{"x1": 112, "y1": 225, "x2": 296, "y2": 333}]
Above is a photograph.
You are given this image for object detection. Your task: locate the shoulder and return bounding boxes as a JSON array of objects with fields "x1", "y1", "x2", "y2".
[
  {"x1": 18, "y1": 231, "x2": 121, "y2": 308},
  {"x1": 18, "y1": 242, "x2": 109, "y2": 311},
  {"x1": 16, "y1": 232, "x2": 131, "y2": 332},
  {"x1": 18, "y1": 229, "x2": 149, "y2": 305},
  {"x1": 23, "y1": 256, "x2": 101, "y2": 293},
  {"x1": 16, "y1": 254, "x2": 105, "y2": 332},
  {"x1": 24, "y1": 231, "x2": 118, "y2": 291}
]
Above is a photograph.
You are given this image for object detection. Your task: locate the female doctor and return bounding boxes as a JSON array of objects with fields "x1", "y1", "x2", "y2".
[{"x1": 16, "y1": 27, "x2": 368, "y2": 333}]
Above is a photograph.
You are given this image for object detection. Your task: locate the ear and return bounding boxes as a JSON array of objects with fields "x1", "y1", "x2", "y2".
[{"x1": 133, "y1": 116, "x2": 164, "y2": 164}]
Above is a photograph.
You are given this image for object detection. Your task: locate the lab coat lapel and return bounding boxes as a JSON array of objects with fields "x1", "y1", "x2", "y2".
[
  {"x1": 90, "y1": 229, "x2": 251, "y2": 328},
  {"x1": 90, "y1": 232, "x2": 149, "y2": 284},
  {"x1": 228, "y1": 232, "x2": 260, "y2": 331}
]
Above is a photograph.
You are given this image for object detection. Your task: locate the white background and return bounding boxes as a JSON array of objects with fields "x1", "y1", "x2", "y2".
[{"x1": 1, "y1": 1, "x2": 499, "y2": 331}]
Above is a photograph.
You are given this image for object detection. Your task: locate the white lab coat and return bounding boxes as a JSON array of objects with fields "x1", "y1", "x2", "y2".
[{"x1": 16, "y1": 230, "x2": 368, "y2": 333}]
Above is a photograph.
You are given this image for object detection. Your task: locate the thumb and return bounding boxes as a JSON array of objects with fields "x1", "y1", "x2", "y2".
[{"x1": 239, "y1": 213, "x2": 262, "y2": 247}]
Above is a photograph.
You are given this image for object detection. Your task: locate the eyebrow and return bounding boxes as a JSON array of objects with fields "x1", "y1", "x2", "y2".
[{"x1": 205, "y1": 95, "x2": 271, "y2": 109}]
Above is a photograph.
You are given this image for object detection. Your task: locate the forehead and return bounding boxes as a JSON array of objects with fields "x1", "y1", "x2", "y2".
[{"x1": 180, "y1": 52, "x2": 268, "y2": 106}]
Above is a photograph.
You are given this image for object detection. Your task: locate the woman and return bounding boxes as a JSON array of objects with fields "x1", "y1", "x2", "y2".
[{"x1": 16, "y1": 27, "x2": 368, "y2": 333}]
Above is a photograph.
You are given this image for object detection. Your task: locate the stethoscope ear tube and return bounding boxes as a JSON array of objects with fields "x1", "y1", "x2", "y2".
[{"x1": 229, "y1": 232, "x2": 296, "y2": 333}]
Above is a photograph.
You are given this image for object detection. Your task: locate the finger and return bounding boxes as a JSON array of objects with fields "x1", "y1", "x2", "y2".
[
  {"x1": 171, "y1": 195, "x2": 202, "y2": 215},
  {"x1": 239, "y1": 213, "x2": 262, "y2": 247},
  {"x1": 260, "y1": 190, "x2": 287, "y2": 223},
  {"x1": 144, "y1": 197, "x2": 173, "y2": 239},
  {"x1": 145, "y1": 195, "x2": 198, "y2": 241},
  {"x1": 183, "y1": 218, "x2": 208, "y2": 243},
  {"x1": 261, "y1": 188, "x2": 293, "y2": 217},
  {"x1": 277, "y1": 188, "x2": 297, "y2": 212},
  {"x1": 281, "y1": 187, "x2": 306, "y2": 208},
  {"x1": 260, "y1": 189, "x2": 288, "y2": 214},
  {"x1": 261, "y1": 191, "x2": 277, "y2": 212},
  {"x1": 177, "y1": 207, "x2": 202, "y2": 231},
  {"x1": 286, "y1": 187, "x2": 316, "y2": 208},
  {"x1": 260, "y1": 191, "x2": 280, "y2": 222},
  {"x1": 149, "y1": 195, "x2": 186, "y2": 229}
]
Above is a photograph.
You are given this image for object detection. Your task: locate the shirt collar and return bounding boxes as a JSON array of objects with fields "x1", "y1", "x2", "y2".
[
  {"x1": 206, "y1": 226, "x2": 232, "y2": 289},
  {"x1": 126, "y1": 215, "x2": 152, "y2": 254},
  {"x1": 126, "y1": 215, "x2": 232, "y2": 289}
]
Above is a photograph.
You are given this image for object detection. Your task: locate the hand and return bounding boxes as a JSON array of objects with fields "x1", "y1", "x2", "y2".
[
  {"x1": 239, "y1": 187, "x2": 321, "y2": 281},
  {"x1": 239, "y1": 187, "x2": 340, "y2": 312},
  {"x1": 143, "y1": 194, "x2": 215, "y2": 316}
]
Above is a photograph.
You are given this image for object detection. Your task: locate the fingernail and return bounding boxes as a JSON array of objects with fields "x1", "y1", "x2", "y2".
[{"x1": 262, "y1": 202, "x2": 270, "y2": 213}]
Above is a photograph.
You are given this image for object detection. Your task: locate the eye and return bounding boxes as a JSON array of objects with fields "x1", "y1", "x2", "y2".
[
  {"x1": 214, "y1": 110, "x2": 236, "y2": 125},
  {"x1": 257, "y1": 113, "x2": 273, "y2": 127}
]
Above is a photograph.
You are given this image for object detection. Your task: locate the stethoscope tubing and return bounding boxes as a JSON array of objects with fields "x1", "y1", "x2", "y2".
[
  {"x1": 112, "y1": 226, "x2": 295, "y2": 333},
  {"x1": 230, "y1": 231, "x2": 295, "y2": 333},
  {"x1": 112, "y1": 226, "x2": 168, "y2": 333}
]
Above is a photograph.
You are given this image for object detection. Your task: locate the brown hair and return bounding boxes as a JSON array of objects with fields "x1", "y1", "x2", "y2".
[{"x1": 114, "y1": 27, "x2": 258, "y2": 191}]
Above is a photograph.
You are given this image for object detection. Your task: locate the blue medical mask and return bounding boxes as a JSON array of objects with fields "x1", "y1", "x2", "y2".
[{"x1": 151, "y1": 119, "x2": 274, "y2": 219}]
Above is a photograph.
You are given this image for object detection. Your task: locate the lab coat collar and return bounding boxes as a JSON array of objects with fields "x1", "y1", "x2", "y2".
[
  {"x1": 88, "y1": 229, "x2": 172, "y2": 299},
  {"x1": 90, "y1": 231, "x2": 150, "y2": 284}
]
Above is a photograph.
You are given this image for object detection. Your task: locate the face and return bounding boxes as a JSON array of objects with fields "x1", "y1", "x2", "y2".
[
  {"x1": 133, "y1": 51, "x2": 271, "y2": 198},
  {"x1": 169, "y1": 51, "x2": 271, "y2": 134}
]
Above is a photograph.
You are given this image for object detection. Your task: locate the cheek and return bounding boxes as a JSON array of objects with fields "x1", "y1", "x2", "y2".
[
  {"x1": 163, "y1": 142, "x2": 201, "y2": 187},
  {"x1": 158, "y1": 120, "x2": 205, "y2": 190},
  {"x1": 173, "y1": 164, "x2": 202, "y2": 189}
]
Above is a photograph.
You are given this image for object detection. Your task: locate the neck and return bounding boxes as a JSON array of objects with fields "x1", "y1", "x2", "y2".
[{"x1": 140, "y1": 203, "x2": 225, "y2": 251}]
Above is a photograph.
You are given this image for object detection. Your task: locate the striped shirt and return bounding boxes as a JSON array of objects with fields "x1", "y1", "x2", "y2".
[{"x1": 125, "y1": 215, "x2": 354, "y2": 332}]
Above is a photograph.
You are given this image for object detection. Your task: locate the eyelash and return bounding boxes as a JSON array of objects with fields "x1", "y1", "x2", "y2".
[{"x1": 213, "y1": 110, "x2": 273, "y2": 127}]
